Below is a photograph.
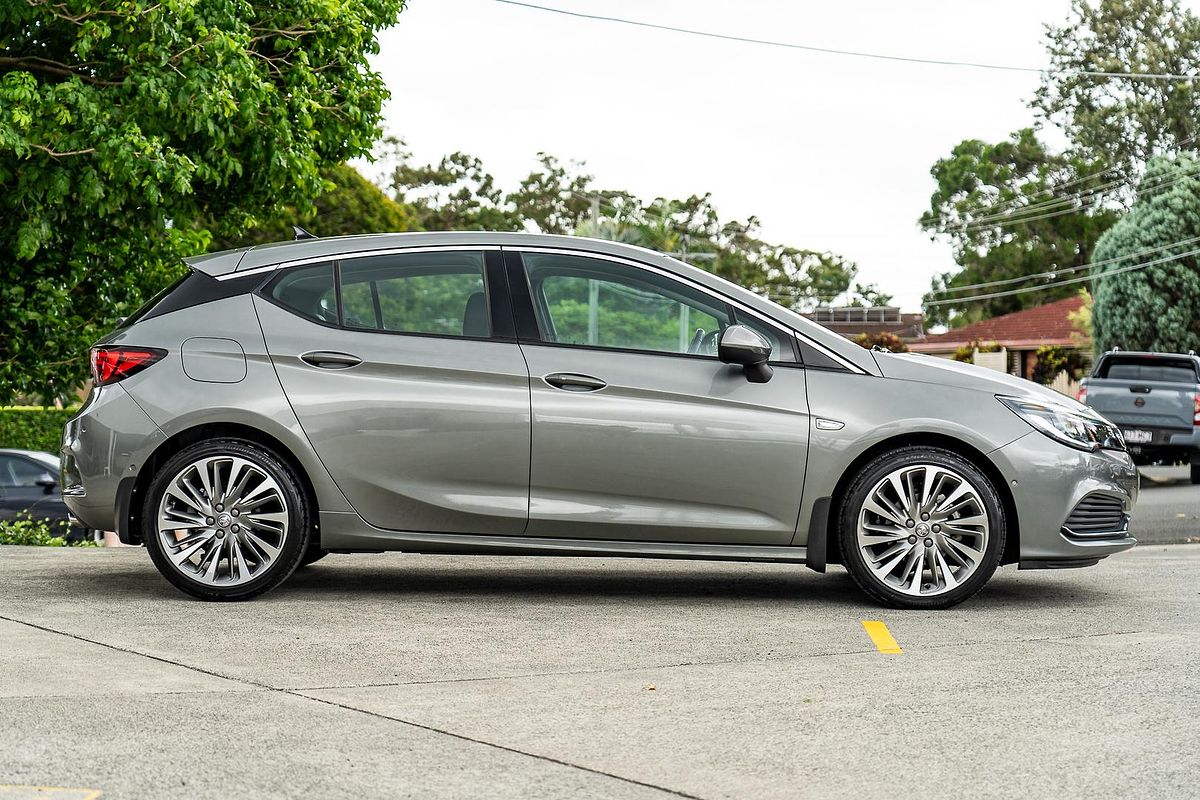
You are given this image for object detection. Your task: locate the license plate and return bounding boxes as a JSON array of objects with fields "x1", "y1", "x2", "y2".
[{"x1": 1122, "y1": 428, "x2": 1153, "y2": 444}]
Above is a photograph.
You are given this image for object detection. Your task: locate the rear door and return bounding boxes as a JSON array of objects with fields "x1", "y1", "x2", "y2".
[
  {"x1": 507, "y1": 248, "x2": 811, "y2": 545},
  {"x1": 1087, "y1": 354, "x2": 1197, "y2": 435},
  {"x1": 254, "y1": 247, "x2": 531, "y2": 535}
]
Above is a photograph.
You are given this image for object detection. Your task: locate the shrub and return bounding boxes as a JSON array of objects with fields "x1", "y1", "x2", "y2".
[
  {"x1": 851, "y1": 332, "x2": 909, "y2": 353},
  {"x1": 1032, "y1": 345, "x2": 1088, "y2": 386},
  {"x1": 0, "y1": 407, "x2": 76, "y2": 454},
  {"x1": 952, "y1": 340, "x2": 1001, "y2": 363},
  {"x1": 0, "y1": 514, "x2": 96, "y2": 547}
]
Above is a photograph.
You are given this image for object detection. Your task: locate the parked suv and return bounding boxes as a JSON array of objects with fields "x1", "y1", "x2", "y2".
[
  {"x1": 1078, "y1": 350, "x2": 1200, "y2": 483},
  {"x1": 62, "y1": 233, "x2": 1138, "y2": 608}
]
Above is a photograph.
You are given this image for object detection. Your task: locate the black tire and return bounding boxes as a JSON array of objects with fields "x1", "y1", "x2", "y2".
[
  {"x1": 838, "y1": 446, "x2": 1006, "y2": 610},
  {"x1": 143, "y1": 438, "x2": 312, "y2": 601},
  {"x1": 298, "y1": 548, "x2": 329, "y2": 568},
  {"x1": 1191, "y1": 463, "x2": 1200, "y2": 485}
]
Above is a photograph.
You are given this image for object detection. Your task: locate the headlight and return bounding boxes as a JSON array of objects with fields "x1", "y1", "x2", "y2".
[{"x1": 997, "y1": 395, "x2": 1126, "y2": 452}]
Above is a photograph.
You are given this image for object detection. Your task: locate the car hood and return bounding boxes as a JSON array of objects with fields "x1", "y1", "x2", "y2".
[{"x1": 873, "y1": 351, "x2": 1083, "y2": 407}]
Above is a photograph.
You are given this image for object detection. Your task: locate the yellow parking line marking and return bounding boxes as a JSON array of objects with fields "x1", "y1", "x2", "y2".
[
  {"x1": 0, "y1": 787, "x2": 102, "y2": 800},
  {"x1": 861, "y1": 620, "x2": 903, "y2": 654}
]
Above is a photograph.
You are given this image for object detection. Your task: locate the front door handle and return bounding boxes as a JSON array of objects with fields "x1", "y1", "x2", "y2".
[
  {"x1": 300, "y1": 350, "x2": 362, "y2": 370},
  {"x1": 543, "y1": 372, "x2": 607, "y2": 392}
]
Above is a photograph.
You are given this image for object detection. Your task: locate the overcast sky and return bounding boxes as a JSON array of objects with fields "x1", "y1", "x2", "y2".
[{"x1": 370, "y1": 1, "x2": 1148, "y2": 310}]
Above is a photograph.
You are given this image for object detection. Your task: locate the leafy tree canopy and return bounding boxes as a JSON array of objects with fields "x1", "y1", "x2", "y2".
[
  {"x1": 0, "y1": 0, "x2": 404, "y2": 402},
  {"x1": 381, "y1": 140, "x2": 888, "y2": 311},
  {"x1": 1092, "y1": 153, "x2": 1200, "y2": 353},
  {"x1": 1033, "y1": 0, "x2": 1200, "y2": 189},
  {"x1": 210, "y1": 164, "x2": 415, "y2": 249},
  {"x1": 920, "y1": 129, "x2": 1117, "y2": 326}
]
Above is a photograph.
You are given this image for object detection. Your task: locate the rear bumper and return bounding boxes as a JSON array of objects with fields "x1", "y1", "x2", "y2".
[
  {"x1": 60, "y1": 383, "x2": 164, "y2": 535},
  {"x1": 990, "y1": 432, "x2": 1138, "y2": 564}
]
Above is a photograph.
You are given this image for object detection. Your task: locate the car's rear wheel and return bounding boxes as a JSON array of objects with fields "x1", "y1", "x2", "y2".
[
  {"x1": 838, "y1": 446, "x2": 1005, "y2": 610},
  {"x1": 143, "y1": 438, "x2": 311, "y2": 601}
]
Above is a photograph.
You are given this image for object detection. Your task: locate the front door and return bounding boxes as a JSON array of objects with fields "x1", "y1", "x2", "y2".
[
  {"x1": 510, "y1": 250, "x2": 811, "y2": 545},
  {"x1": 255, "y1": 248, "x2": 531, "y2": 535}
]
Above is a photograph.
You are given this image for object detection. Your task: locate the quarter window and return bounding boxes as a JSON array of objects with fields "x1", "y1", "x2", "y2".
[
  {"x1": 264, "y1": 263, "x2": 337, "y2": 324},
  {"x1": 339, "y1": 252, "x2": 489, "y2": 338}
]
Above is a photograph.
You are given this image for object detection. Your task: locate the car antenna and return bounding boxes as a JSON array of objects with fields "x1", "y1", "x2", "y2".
[{"x1": 292, "y1": 225, "x2": 318, "y2": 241}]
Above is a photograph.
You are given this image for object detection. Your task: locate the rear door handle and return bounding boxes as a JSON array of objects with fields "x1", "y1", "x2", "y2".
[
  {"x1": 543, "y1": 372, "x2": 607, "y2": 392},
  {"x1": 300, "y1": 350, "x2": 362, "y2": 370}
]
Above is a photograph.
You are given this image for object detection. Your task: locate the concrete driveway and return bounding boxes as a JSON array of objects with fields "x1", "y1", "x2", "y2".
[{"x1": 0, "y1": 544, "x2": 1196, "y2": 800}]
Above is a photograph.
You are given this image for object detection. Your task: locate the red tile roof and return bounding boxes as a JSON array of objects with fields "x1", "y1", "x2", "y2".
[{"x1": 908, "y1": 295, "x2": 1086, "y2": 353}]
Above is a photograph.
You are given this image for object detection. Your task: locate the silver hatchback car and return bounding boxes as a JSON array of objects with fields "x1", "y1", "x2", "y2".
[{"x1": 61, "y1": 232, "x2": 1137, "y2": 608}]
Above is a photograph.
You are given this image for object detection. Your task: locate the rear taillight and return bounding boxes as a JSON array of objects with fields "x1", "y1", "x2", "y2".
[
  {"x1": 1194, "y1": 391, "x2": 1200, "y2": 426},
  {"x1": 1076, "y1": 383, "x2": 1087, "y2": 404},
  {"x1": 90, "y1": 347, "x2": 166, "y2": 386}
]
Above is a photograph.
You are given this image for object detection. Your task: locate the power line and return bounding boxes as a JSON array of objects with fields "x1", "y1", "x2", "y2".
[
  {"x1": 930, "y1": 234, "x2": 1200, "y2": 295},
  {"x1": 495, "y1": 0, "x2": 1200, "y2": 81},
  {"x1": 949, "y1": 160, "x2": 1200, "y2": 231},
  {"x1": 947, "y1": 131, "x2": 1200, "y2": 221},
  {"x1": 925, "y1": 244, "x2": 1200, "y2": 306}
]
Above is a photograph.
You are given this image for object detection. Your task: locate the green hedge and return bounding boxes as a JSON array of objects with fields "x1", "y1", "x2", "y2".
[{"x1": 0, "y1": 407, "x2": 77, "y2": 454}]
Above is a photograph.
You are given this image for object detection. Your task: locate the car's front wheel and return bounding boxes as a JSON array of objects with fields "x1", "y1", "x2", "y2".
[
  {"x1": 838, "y1": 446, "x2": 1006, "y2": 610},
  {"x1": 143, "y1": 438, "x2": 312, "y2": 601}
]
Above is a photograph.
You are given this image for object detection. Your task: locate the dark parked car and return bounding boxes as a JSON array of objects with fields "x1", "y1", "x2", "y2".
[{"x1": 0, "y1": 449, "x2": 91, "y2": 542}]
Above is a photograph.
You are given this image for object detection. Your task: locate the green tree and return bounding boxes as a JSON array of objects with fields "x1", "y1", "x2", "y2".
[
  {"x1": 1092, "y1": 153, "x2": 1200, "y2": 352},
  {"x1": 209, "y1": 164, "x2": 416, "y2": 250},
  {"x1": 1033, "y1": 0, "x2": 1200, "y2": 190},
  {"x1": 383, "y1": 138, "x2": 523, "y2": 231},
  {"x1": 0, "y1": 0, "x2": 403, "y2": 402},
  {"x1": 920, "y1": 129, "x2": 1117, "y2": 326},
  {"x1": 384, "y1": 144, "x2": 885, "y2": 311}
]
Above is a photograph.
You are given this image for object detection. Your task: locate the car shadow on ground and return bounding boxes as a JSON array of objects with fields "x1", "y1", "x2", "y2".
[{"x1": 34, "y1": 555, "x2": 1124, "y2": 610}]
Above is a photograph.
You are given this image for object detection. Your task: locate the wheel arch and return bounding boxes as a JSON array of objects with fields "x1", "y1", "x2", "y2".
[
  {"x1": 123, "y1": 422, "x2": 320, "y2": 547},
  {"x1": 824, "y1": 432, "x2": 1020, "y2": 567}
]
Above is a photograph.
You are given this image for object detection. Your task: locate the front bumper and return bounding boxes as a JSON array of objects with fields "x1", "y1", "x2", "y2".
[{"x1": 990, "y1": 431, "x2": 1138, "y2": 565}]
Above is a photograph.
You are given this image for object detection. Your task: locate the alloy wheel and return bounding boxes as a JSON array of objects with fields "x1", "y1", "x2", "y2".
[
  {"x1": 855, "y1": 463, "x2": 990, "y2": 597},
  {"x1": 155, "y1": 455, "x2": 290, "y2": 586}
]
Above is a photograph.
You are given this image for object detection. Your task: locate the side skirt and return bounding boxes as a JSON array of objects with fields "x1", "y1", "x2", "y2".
[{"x1": 319, "y1": 511, "x2": 809, "y2": 563}]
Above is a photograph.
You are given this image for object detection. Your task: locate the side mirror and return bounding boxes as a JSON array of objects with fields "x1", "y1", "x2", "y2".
[
  {"x1": 35, "y1": 473, "x2": 57, "y2": 494},
  {"x1": 718, "y1": 324, "x2": 773, "y2": 383}
]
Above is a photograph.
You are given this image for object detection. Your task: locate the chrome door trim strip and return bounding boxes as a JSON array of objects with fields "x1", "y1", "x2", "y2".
[{"x1": 215, "y1": 245, "x2": 502, "y2": 281}]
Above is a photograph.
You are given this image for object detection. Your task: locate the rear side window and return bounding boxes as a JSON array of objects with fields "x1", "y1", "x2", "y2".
[
  {"x1": 265, "y1": 263, "x2": 338, "y2": 324},
  {"x1": 1098, "y1": 356, "x2": 1197, "y2": 383},
  {"x1": 339, "y1": 251, "x2": 488, "y2": 338}
]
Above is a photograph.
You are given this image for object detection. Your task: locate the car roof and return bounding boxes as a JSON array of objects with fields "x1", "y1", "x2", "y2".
[
  {"x1": 184, "y1": 232, "x2": 880, "y2": 375},
  {"x1": 1097, "y1": 351, "x2": 1198, "y2": 361},
  {"x1": 0, "y1": 449, "x2": 58, "y2": 467}
]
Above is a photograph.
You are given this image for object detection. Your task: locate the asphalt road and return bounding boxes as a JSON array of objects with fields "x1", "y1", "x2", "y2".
[
  {"x1": 1134, "y1": 465, "x2": 1200, "y2": 544},
  {"x1": 1, "y1": 542, "x2": 1196, "y2": 800}
]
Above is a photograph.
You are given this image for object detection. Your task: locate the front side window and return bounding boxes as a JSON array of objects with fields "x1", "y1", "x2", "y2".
[
  {"x1": 523, "y1": 253, "x2": 792, "y2": 361},
  {"x1": 524, "y1": 253, "x2": 733, "y2": 356},
  {"x1": 339, "y1": 252, "x2": 488, "y2": 338}
]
